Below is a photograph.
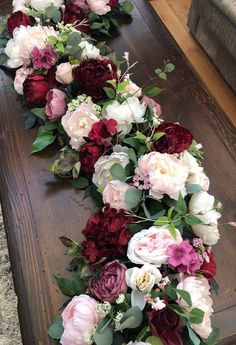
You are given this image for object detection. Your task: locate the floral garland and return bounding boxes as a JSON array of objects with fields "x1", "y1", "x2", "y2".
[{"x1": 0, "y1": 2, "x2": 223, "y2": 345}]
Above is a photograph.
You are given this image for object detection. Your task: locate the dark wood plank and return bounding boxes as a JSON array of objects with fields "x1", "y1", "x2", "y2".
[{"x1": 0, "y1": 0, "x2": 235, "y2": 344}]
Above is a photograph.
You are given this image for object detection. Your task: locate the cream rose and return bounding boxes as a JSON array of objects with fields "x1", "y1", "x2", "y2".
[
  {"x1": 93, "y1": 152, "x2": 129, "y2": 189},
  {"x1": 56, "y1": 62, "x2": 73, "y2": 85},
  {"x1": 102, "y1": 180, "x2": 130, "y2": 210},
  {"x1": 177, "y1": 276, "x2": 213, "y2": 339},
  {"x1": 127, "y1": 226, "x2": 182, "y2": 266},
  {"x1": 61, "y1": 103, "x2": 99, "y2": 151},
  {"x1": 105, "y1": 97, "x2": 146, "y2": 134},
  {"x1": 86, "y1": 0, "x2": 111, "y2": 15},
  {"x1": 135, "y1": 152, "x2": 189, "y2": 200},
  {"x1": 126, "y1": 264, "x2": 162, "y2": 310}
]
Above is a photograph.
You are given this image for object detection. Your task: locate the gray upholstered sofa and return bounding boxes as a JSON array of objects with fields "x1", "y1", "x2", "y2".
[{"x1": 188, "y1": 0, "x2": 236, "y2": 93}]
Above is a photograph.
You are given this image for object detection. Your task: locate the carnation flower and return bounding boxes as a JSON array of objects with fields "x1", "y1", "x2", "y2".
[
  {"x1": 105, "y1": 97, "x2": 146, "y2": 134},
  {"x1": 135, "y1": 152, "x2": 189, "y2": 200},
  {"x1": 89, "y1": 260, "x2": 127, "y2": 302},
  {"x1": 127, "y1": 226, "x2": 182, "y2": 266},
  {"x1": 7, "y1": 11, "x2": 30, "y2": 34},
  {"x1": 92, "y1": 152, "x2": 130, "y2": 189},
  {"x1": 31, "y1": 47, "x2": 57, "y2": 70},
  {"x1": 82, "y1": 204, "x2": 134, "y2": 263},
  {"x1": 152, "y1": 122, "x2": 194, "y2": 154},
  {"x1": 80, "y1": 142, "x2": 103, "y2": 174},
  {"x1": 88, "y1": 118, "x2": 117, "y2": 147},
  {"x1": 167, "y1": 240, "x2": 201, "y2": 275}
]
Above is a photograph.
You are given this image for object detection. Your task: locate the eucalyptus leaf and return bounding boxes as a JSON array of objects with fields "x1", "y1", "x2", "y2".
[
  {"x1": 0, "y1": 52, "x2": 8, "y2": 65},
  {"x1": 202, "y1": 326, "x2": 220, "y2": 345},
  {"x1": 187, "y1": 325, "x2": 201, "y2": 345},
  {"x1": 47, "y1": 317, "x2": 64, "y2": 340},
  {"x1": 72, "y1": 177, "x2": 89, "y2": 189},
  {"x1": 94, "y1": 319, "x2": 113, "y2": 345},
  {"x1": 125, "y1": 188, "x2": 142, "y2": 209},
  {"x1": 189, "y1": 308, "x2": 204, "y2": 324},
  {"x1": 110, "y1": 163, "x2": 126, "y2": 181},
  {"x1": 186, "y1": 184, "x2": 203, "y2": 194},
  {"x1": 185, "y1": 214, "x2": 203, "y2": 226},
  {"x1": 116, "y1": 306, "x2": 142, "y2": 330}
]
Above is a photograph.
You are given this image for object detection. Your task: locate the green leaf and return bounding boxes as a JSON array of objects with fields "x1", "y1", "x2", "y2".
[
  {"x1": 202, "y1": 326, "x2": 220, "y2": 345},
  {"x1": 189, "y1": 308, "x2": 204, "y2": 324},
  {"x1": 31, "y1": 107, "x2": 46, "y2": 121},
  {"x1": 134, "y1": 133, "x2": 147, "y2": 142},
  {"x1": 117, "y1": 80, "x2": 129, "y2": 94},
  {"x1": 127, "y1": 148, "x2": 137, "y2": 164},
  {"x1": 25, "y1": 112, "x2": 36, "y2": 129},
  {"x1": 143, "y1": 85, "x2": 163, "y2": 97},
  {"x1": 103, "y1": 87, "x2": 116, "y2": 99},
  {"x1": 54, "y1": 275, "x2": 86, "y2": 297},
  {"x1": 110, "y1": 163, "x2": 126, "y2": 181},
  {"x1": 45, "y1": 5, "x2": 61, "y2": 23},
  {"x1": 60, "y1": 34, "x2": 68, "y2": 42},
  {"x1": 125, "y1": 188, "x2": 142, "y2": 209},
  {"x1": 158, "y1": 72, "x2": 167, "y2": 80},
  {"x1": 32, "y1": 127, "x2": 56, "y2": 153},
  {"x1": 121, "y1": 0, "x2": 134, "y2": 14},
  {"x1": 0, "y1": 38, "x2": 7, "y2": 48},
  {"x1": 186, "y1": 184, "x2": 203, "y2": 194},
  {"x1": 165, "y1": 63, "x2": 175, "y2": 73},
  {"x1": 117, "y1": 306, "x2": 143, "y2": 330},
  {"x1": 170, "y1": 304, "x2": 188, "y2": 317},
  {"x1": 185, "y1": 214, "x2": 203, "y2": 225},
  {"x1": 67, "y1": 32, "x2": 82, "y2": 46},
  {"x1": 123, "y1": 137, "x2": 139, "y2": 150},
  {"x1": 175, "y1": 289, "x2": 192, "y2": 307},
  {"x1": 210, "y1": 278, "x2": 219, "y2": 295},
  {"x1": 72, "y1": 177, "x2": 89, "y2": 189},
  {"x1": 167, "y1": 206, "x2": 175, "y2": 220},
  {"x1": 47, "y1": 35, "x2": 57, "y2": 44},
  {"x1": 56, "y1": 42, "x2": 64, "y2": 53},
  {"x1": 145, "y1": 336, "x2": 164, "y2": 345},
  {"x1": 175, "y1": 193, "x2": 187, "y2": 215},
  {"x1": 154, "y1": 216, "x2": 169, "y2": 226},
  {"x1": 94, "y1": 319, "x2": 113, "y2": 345},
  {"x1": 187, "y1": 325, "x2": 201, "y2": 345},
  {"x1": 0, "y1": 52, "x2": 8, "y2": 65},
  {"x1": 153, "y1": 132, "x2": 165, "y2": 141},
  {"x1": 47, "y1": 317, "x2": 64, "y2": 340},
  {"x1": 166, "y1": 284, "x2": 177, "y2": 299},
  {"x1": 168, "y1": 223, "x2": 177, "y2": 240}
]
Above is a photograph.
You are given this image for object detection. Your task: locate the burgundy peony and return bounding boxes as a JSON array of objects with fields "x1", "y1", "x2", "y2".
[
  {"x1": 82, "y1": 204, "x2": 134, "y2": 263},
  {"x1": 88, "y1": 118, "x2": 117, "y2": 147},
  {"x1": 72, "y1": 57, "x2": 117, "y2": 101},
  {"x1": 148, "y1": 307, "x2": 183, "y2": 345},
  {"x1": 80, "y1": 142, "x2": 103, "y2": 174},
  {"x1": 199, "y1": 252, "x2": 217, "y2": 281},
  {"x1": 7, "y1": 11, "x2": 30, "y2": 35},
  {"x1": 152, "y1": 122, "x2": 194, "y2": 154},
  {"x1": 90, "y1": 260, "x2": 127, "y2": 302},
  {"x1": 108, "y1": 0, "x2": 119, "y2": 8},
  {"x1": 64, "y1": 3, "x2": 89, "y2": 32},
  {"x1": 23, "y1": 69, "x2": 56, "y2": 106}
]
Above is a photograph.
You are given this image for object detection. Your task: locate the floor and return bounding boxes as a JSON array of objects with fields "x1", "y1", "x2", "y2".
[{"x1": 150, "y1": 0, "x2": 236, "y2": 127}]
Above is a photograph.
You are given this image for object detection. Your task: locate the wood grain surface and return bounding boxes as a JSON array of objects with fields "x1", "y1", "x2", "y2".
[{"x1": 0, "y1": 1, "x2": 236, "y2": 344}]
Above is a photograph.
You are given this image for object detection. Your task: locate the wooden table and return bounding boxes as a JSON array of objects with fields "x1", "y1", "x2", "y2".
[{"x1": 0, "y1": 1, "x2": 236, "y2": 344}]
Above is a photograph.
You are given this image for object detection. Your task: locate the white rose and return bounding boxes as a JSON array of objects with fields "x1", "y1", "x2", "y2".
[
  {"x1": 135, "y1": 152, "x2": 189, "y2": 200},
  {"x1": 189, "y1": 192, "x2": 221, "y2": 245},
  {"x1": 127, "y1": 226, "x2": 182, "y2": 266},
  {"x1": 79, "y1": 40, "x2": 101, "y2": 60},
  {"x1": 56, "y1": 62, "x2": 73, "y2": 85},
  {"x1": 126, "y1": 264, "x2": 162, "y2": 310},
  {"x1": 30, "y1": 0, "x2": 64, "y2": 11},
  {"x1": 61, "y1": 103, "x2": 99, "y2": 151},
  {"x1": 13, "y1": 0, "x2": 29, "y2": 12},
  {"x1": 93, "y1": 152, "x2": 130, "y2": 189},
  {"x1": 105, "y1": 97, "x2": 146, "y2": 134},
  {"x1": 102, "y1": 180, "x2": 130, "y2": 210},
  {"x1": 177, "y1": 276, "x2": 213, "y2": 338}
]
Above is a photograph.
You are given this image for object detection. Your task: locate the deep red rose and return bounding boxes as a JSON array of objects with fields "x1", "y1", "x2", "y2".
[
  {"x1": 72, "y1": 57, "x2": 117, "y2": 101},
  {"x1": 64, "y1": 3, "x2": 89, "y2": 32},
  {"x1": 23, "y1": 70, "x2": 56, "y2": 106},
  {"x1": 7, "y1": 11, "x2": 30, "y2": 35},
  {"x1": 82, "y1": 204, "x2": 134, "y2": 263},
  {"x1": 80, "y1": 142, "x2": 103, "y2": 174},
  {"x1": 199, "y1": 252, "x2": 217, "y2": 281},
  {"x1": 148, "y1": 307, "x2": 183, "y2": 345},
  {"x1": 88, "y1": 118, "x2": 117, "y2": 147},
  {"x1": 108, "y1": 0, "x2": 119, "y2": 8},
  {"x1": 152, "y1": 122, "x2": 194, "y2": 154}
]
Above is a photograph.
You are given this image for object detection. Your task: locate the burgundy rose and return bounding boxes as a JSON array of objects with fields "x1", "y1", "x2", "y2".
[
  {"x1": 148, "y1": 307, "x2": 183, "y2": 345},
  {"x1": 152, "y1": 122, "x2": 194, "y2": 154},
  {"x1": 90, "y1": 260, "x2": 127, "y2": 302},
  {"x1": 64, "y1": 3, "x2": 89, "y2": 32},
  {"x1": 80, "y1": 142, "x2": 103, "y2": 174},
  {"x1": 82, "y1": 204, "x2": 134, "y2": 263},
  {"x1": 7, "y1": 11, "x2": 30, "y2": 35},
  {"x1": 88, "y1": 118, "x2": 117, "y2": 147},
  {"x1": 23, "y1": 69, "x2": 56, "y2": 106},
  {"x1": 73, "y1": 57, "x2": 117, "y2": 101},
  {"x1": 108, "y1": 0, "x2": 119, "y2": 8},
  {"x1": 199, "y1": 252, "x2": 216, "y2": 281}
]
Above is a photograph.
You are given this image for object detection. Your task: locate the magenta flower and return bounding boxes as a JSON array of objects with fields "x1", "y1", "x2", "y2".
[
  {"x1": 167, "y1": 240, "x2": 201, "y2": 275},
  {"x1": 31, "y1": 47, "x2": 57, "y2": 70}
]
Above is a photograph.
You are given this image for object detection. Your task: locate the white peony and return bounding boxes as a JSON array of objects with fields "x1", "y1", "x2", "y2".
[
  {"x1": 79, "y1": 40, "x2": 101, "y2": 60},
  {"x1": 127, "y1": 226, "x2": 182, "y2": 266},
  {"x1": 177, "y1": 276, "x2": 213, "y2": 339},
  {"x1": 126, "y1": 264, "x2": 162, "y2": 310},
  {"x1": 135, "y1": 152, "x2": 189, "y2": 200},
  {"x1": 93, "y1": 152, "x2": 130, "y2": 189},
  {"x1": 30, "y1": 0, "x2": 64, "y2": 11},
  {"x1": 105, "y1": 97, "x2": 146, "y2": 134},
  {"x1": 5, "y1": 25, "x2": 57, "y2": 68},
  {"x1": 189, "y1": 192, "x2": 221, "y2": 245}
]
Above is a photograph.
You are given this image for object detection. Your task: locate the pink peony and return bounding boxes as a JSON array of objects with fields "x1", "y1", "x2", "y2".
[
  {"x1": 45, "y1": 89, "x2": 67, "y2": 120},
  {"x1": 167, "y1": 240, "x2": 201, "y2": 275},
  {"x1": 13, "y1": 66, "x2": 33, "y2": 95},
  {"x1": 102, "y1": 180, "x2": 130, "y2": 210},
  {"x1": 31, "y1": 46, "x2": 57, "y2": 70},
  {"x1": 61, "y1": 294, "x2": 102, "y2": 345},
  {"x1": 141, "y1": 95, "x2": 162, "y2": 116},
  {"x1": 89, "y1": 260, "x2": 127, "y2": 302}
]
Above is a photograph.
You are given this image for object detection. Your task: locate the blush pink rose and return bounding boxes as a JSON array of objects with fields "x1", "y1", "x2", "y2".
[
  {"x1": 127, "y1": 226, "x2": 182, "y2": 267},
  {"x1": 102, "y1": 180, "x2": 130, "y2": 210},
  {"x1": 142, "y1": 95, "x2": 162, "y2": 116},
  {"x1": 45, "y1": 89, "x2": 67, "y2": 120},
  {"x1": 56, "y1": 62, "x2": 74, "y2": 85},
  {"x1": 86, "y1": 0, "x2": 111, "y2": 15},
  {"x1": 14, "y1": 66, "x2": 33, "y2": 95},
  {"x1": 61, "y1": 294, "x2": 102, "y2": 345}
]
